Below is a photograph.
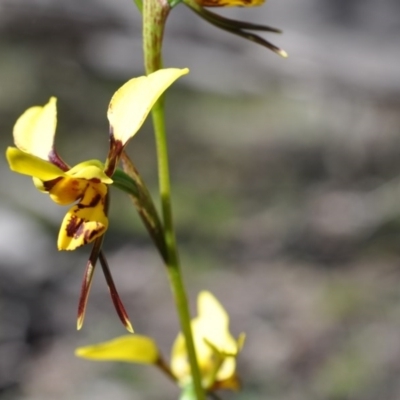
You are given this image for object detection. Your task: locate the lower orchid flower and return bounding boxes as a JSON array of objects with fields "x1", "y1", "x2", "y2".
[
  {"x1": 75, "y1": 291, "x2": 245, "y2": 395},
  {"x1": 6, "y1": 68, "x2": 189, "y2": 331}
]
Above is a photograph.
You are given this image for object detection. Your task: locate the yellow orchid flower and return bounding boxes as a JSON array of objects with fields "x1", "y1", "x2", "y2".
[
  {"x1": 171, "y1": 291, "x2": 245, "y2": 390},
  {"x1": 75, "y1": 291, "x2": 244, "y2": 393},
  {"x1": 6, "y1": 68, "x2": 189, "y2": 330},
  {"x1": 6, "y1": 68, "x2": 188, "y2": 250}
]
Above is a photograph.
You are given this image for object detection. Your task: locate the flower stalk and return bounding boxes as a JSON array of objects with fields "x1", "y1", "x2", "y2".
[{"x1": 142, "y1": 0, "x2": 205, "y2": 398}]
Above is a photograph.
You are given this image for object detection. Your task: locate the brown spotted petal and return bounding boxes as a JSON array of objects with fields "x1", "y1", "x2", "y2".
[
  {"x1": 48, "y1": 176, "x2": 90, "y2": 205},
  {"x1": 58, "y1": 183, "x2": 109, "y2": 251}
]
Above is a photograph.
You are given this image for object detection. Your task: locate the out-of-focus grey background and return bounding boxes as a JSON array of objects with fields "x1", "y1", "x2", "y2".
[{"x1": 1, "y1": 0, "x2": 400, "y2": 399}]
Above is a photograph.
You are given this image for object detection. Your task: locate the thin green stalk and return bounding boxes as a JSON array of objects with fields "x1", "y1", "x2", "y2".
[{"x1": 142, "y1": 0, "x2": 205, "y2": 398}]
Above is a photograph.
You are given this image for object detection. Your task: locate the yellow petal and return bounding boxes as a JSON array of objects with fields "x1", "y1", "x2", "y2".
[
  {"x1": 170, "y1": 332, "x2": 191, "y2": 384},
  {"x1": 196, "y1": 291, "x2": 237, "y2": 355},
  {"x1": 195, "y1": 0, "x2": 264, "y2": 6},
  {"x1": 6, "y1": 147, "x2": 65, "y2": 181},
  {"x1": 75, "y1": 335, "x2": 159, "y2": 364},
  {"x1": 107, "y1": 68, "x2": 189, "y2": 145},
  {"x1": 171, "y1": 291, "x2": 241, "y2": 388},
  {"x1": 32, "y1": 177, "x2": 47, "y2": 192},
  {"x1": 57, "y1": 183, "x2": 108, "y2": 250},
  {"x1": 48, "y1": 177, "x2": 89, "y2": 205},
  {"x1": 215, "y1": 354, "x2": 236, "y2": 382},
  {"x1": 13, "y1": 97, "x2": 58, "y2": 160},
  {"x1": 68, "y1": 160, "x2": 113, "y2": 184}
]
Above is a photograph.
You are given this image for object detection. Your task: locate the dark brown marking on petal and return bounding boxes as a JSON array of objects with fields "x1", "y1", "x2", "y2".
[
  {"x1": 76, "y1": 193, "x2": 102, "y2": 209},
  {"x1": 42, "y1": 176, "x2": 63, "y2": 191},
  {"x1": 88, "y1": 194, "x2": 102, "y2": 208},
  {"x1": 84, "y1": 223, "x2": 105, "y2": 244},
  {"x1": 49, "y1": 148, "x2": 69, "y2": 171},
  {"x1": 66, "y1": 215, "x2": 105, "y2": 245},
  {"x1": 104, "y1": 132, "x2": 124, "y2": 177},
  {"x1": 66, "y1": 215, "x2": 85, "y2": 238},
  {"x1": 71, "y1": 179, "x2": 82, "y2": 190}
]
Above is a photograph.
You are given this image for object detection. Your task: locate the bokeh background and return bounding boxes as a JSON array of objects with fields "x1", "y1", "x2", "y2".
[{"x1": 1, "y1": 0, "x2": 400, "y2": 399}]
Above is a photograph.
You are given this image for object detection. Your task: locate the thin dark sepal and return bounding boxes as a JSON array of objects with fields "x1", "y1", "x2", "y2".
[
  {"x1": 199, "y1": 6, "x2": 282, "y2": 33},
  {"x1": 183, "y1": 0, "x2": 287, "y2": 57},
  {"x1": 99, "y1": 250, "x2": 134, "y2": 333},
  {"x1": 224, "y1": 26, "x2": 287, "y2": 57},
  {"x1": 77, "y1": 235, "x2": 104, "y2": 330}
]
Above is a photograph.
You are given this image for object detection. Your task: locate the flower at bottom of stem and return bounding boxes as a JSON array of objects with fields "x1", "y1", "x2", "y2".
[
  {"x1": 75, "y1": 291, "x2": 244, "y2": 392},
  {"x1": 171, "y1": 291, "x2": 244, "y2": 390}
]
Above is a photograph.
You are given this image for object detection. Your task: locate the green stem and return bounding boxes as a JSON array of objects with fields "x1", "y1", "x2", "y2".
[{"x1": 142, "y1": 0, "x2": 205, "y2": 399}]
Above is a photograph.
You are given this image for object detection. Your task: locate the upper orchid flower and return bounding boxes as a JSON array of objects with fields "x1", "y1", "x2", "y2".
[
  {"x1": 6, "y1": 68, "x2": 189, "y2": 330},
  {"x1": 75, "y1": 291, "x2": 245, "y2": 394}
]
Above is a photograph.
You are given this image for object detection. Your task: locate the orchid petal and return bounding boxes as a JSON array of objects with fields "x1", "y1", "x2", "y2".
[
  {"x1": 75, "y1": 335, "x2": 159, "y2": 364},
  {"x1": 13, "y1": 97, "x2": 57, "y2": 158},
  {"x1": 6, "y1": 147, "x2": 65, "y2": 181},
  {"x1": 107, "y1": 68, "x2": 189, "y2": 146},
  {"x1": 48, "y1": 177, "x2": 89, "y2": 205},
  {"x1": 171, "y1": 291, "x2": 241, "y2": 388},
  {"x1": 12, "y1": 97, "x2": 68, "y2": 169},
  {"x1": 170, "y1": 333, "x2": 189, "y2": 383},
  {"x1": 196, "y1": 291, "x2": 237, "y2": 354},
  {"x1": 68, "y1": 160, "x2": 113, "y2": 184},
  {"x1": 57, "y1": 184, "x2": 108, "y2": 250}
]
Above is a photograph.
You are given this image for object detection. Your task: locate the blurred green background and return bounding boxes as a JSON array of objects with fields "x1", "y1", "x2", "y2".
[{"x1": 1, "y1": 0, "x2": 400, "y2": 399}]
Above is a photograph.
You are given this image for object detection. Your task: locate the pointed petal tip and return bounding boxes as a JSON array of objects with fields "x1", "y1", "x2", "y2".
[
  {"x1": 278, "y1": 49, "x2": 288, "y2": 58},
  {"x1": 125, "y1": 319, "x2": 134, "y2": 333},
  {"x1": 116, "y1": 302, "x2": 134, "y2": 333},
  {"x1": 77, "y1": 314, "x2": 84, "y2": 331},
  {"x1": 181, "y1": 67, "x2": 190, "y2": 75}
]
